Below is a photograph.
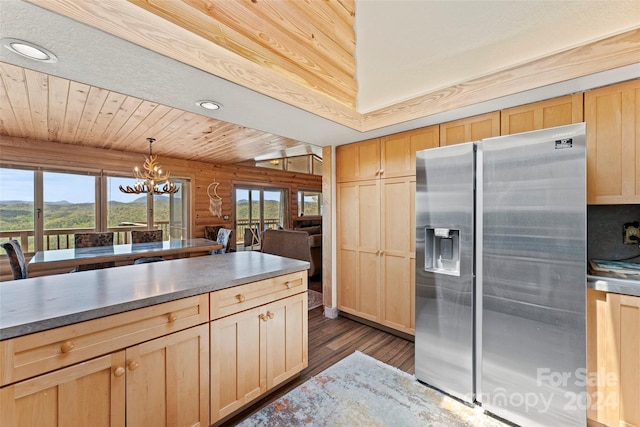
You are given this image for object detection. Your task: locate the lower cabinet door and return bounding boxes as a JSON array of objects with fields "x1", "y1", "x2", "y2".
[
  {"x1": 126, "y1": 324, "x2": 209, "y2": 427},
  {"x1": 0, "y1": 351, "x2": 125, "y2": 427},
  {"x1": 210, "y1": 304, "x2": 265, "y2": 424},
  {"x1": 266, "y1": 292, "x2": 308, "y2": 389},
  {"x1": 210, "y1": 292, "x2": 309, "y2": 424},
  {"x1": 606, "y1": 293, "x2": 640, "y2": 427}
]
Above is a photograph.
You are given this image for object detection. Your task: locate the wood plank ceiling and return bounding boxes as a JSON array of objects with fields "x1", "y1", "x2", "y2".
[
  {"x1": 0, "y1": 62, "x2": 305, "y2": 164},
  {"x1": 128, "y1": 0, "x2": 357, "y2": 109}
]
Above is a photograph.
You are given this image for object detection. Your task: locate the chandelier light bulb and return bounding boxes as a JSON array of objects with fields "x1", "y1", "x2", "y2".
[{"x1": 119, "y1": 137, "x2": 179, "y2": 195}]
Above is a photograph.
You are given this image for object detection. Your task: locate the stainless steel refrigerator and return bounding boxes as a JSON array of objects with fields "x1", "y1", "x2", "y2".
[{"x1": 415, "y1": 123, "x2": 586, "y2": 427}]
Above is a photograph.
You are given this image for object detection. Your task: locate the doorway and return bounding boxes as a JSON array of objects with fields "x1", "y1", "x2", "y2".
[{"x1": 234, "y1": 186, "x2": 286, "y2": 251}]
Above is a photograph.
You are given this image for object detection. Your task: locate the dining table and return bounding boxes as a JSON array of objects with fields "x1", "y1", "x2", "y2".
[{"x1": 28, "y1": 238, "x2": 224, "y2": 274}]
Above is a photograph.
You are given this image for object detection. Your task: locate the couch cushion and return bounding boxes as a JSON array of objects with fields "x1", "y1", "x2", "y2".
[
  {"x1": 308, "y1": 234, "x2": 322, "y2": 248},
  {"x1": 294, "y1": 225, "x2": 321, "y2": 235}
]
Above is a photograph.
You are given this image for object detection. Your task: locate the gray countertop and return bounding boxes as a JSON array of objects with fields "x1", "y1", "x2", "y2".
[
  {"x1": 0, "y1": 252, "x2": 309, "y2": 340},
  {"x1": 587, "y1": 274, "x2": 640, "y2": 297}
]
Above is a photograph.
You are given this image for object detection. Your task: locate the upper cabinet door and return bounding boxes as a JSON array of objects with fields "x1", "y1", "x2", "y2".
[
  {"x1": 381, "y1": 125, "x2": 439, "y2": 178},
  {"x1": 440, "y1": 111, "x2": 500, "y2": 146},
  {"x1": 586, "y1": 79, "x2": 640, "y2": 205},
  {"x1": 336, "y1": 138, "x2": 380, "y2": 182},
  {"x1": 501, "y1": 93, "x2": 583, "y2": 134}
]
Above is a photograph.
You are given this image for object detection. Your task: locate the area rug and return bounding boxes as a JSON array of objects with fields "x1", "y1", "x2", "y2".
[
  {"x1": 307, "y1": 290, "x2": 323, "y2": 310},
  {"x1": 237, "y1": 351, "x2": 507, "y2": 427}
]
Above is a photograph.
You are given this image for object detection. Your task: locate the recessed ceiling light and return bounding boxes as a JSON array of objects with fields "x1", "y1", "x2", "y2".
[
  {"x1": 2, "y1": 38, "x2": 58, "y2": 63},
  {"x1": 196, "y1": 100, "x2": 222, "y2": 111}
]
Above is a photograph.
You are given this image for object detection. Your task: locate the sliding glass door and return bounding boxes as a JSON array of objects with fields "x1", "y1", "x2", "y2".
[{"x1": 234, "y1": 186, "x2": 286, "y2": 250}]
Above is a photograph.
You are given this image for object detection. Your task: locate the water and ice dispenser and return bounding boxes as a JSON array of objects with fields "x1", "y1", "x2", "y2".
[{"x1": 424, "y1": 227, "x2": 460, "y2": 276}]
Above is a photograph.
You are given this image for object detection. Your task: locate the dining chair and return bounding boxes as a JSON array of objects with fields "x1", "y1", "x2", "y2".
[
  {"x1": 204, "y1": 226, "x2": 234, "y2": 254},
  {"x1": 130, "y1": 229, "x2": 165, "y2": 264},
  {"x1": 1, "y1": 239, "x2": 28, "y2": 280},
  {"x1": 73, "y1": 232, "x2": 115, "y2": 271}
]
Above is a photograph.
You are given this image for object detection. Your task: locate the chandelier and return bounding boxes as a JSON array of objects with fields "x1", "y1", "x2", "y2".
[{"x1": 119, "y1": 138, "x2": 179, "y2": 195}]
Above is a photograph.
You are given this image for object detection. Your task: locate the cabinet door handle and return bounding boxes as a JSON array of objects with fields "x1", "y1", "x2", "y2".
[
  {"x1": 128, "y1": 360, "x2": 140, "y2": 371},
  {"x1": 236, "y1": 294, "x2": 246, "y2": 303},
  {"x1": 167, "y1": 313, "x2": 178, "y2": 323},
  {"x1": 60, "y1": 341, "x2": 75, "y2": 353},
  {"x1": 379, "y1": 169, "x2": 384, "y2": 176},
  {"x1": 267, "y1": 311, "x2": 274, "y2": 319},
  {"x1": 259, "y1": 313, "x2": 268, "y2": 322},
  {"x1": 113, "y1": 367, "x2": 126, "y2": 377}
]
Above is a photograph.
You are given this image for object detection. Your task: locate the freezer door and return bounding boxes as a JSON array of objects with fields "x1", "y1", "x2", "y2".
[
  {"x1": 415, "y1": 142, "x2": 475, "y2": 403},
  {"x1": 480, "y1": 123, "x2": 586, "y2": 426}
]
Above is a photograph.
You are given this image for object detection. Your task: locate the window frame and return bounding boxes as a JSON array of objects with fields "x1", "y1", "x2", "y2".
[{"x1": 1, "y1": 164, "x2": 191, "y2": 253}]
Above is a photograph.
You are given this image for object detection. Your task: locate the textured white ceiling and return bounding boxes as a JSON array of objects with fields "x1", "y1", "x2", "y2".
[{"x1": 355, "y1": 0, "x2": 640, "y2": 112}]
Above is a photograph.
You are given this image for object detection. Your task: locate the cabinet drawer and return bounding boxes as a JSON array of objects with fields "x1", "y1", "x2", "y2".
[
  {"x1": 210, "y1": 271, "x2": 307, "y2": 320},
  {"x1": 0, "y1": 295, "x2": 209, "y2": 387}
]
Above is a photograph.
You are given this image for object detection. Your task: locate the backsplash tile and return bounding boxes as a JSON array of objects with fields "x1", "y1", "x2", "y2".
[{"x1": 588, "y1": 204, "x2": 640, "y2": 262}]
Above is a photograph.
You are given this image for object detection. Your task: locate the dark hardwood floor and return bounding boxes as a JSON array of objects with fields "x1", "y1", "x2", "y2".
[{"x1": 221, "y1": 302, "x2": 415, "y2": 426}]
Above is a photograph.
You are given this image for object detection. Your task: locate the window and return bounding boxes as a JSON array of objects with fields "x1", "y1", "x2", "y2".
[
  {"x1": 235, "y1": 186, "x2": 286, "y2": 250},
  {"x1": 0, "y1": 165, "x2": 190, "y2": 253},
  {"x1": 0, "y1": 167, "x2": 35, "y2": 252},
  {"x1": 43, "y1": 171, "x2": 97, "y2": 250},
  {"x1": 298, "y1": 190, "x2": 322, "y2": 216}
]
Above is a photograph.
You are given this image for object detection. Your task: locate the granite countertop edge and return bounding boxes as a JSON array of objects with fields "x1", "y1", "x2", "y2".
[
  {"x1": 587, "y1": 274, "x2": 640, "y2": 297},
  {"x1": 0, "y1": 252, "x2": 309, "y2": 340}
]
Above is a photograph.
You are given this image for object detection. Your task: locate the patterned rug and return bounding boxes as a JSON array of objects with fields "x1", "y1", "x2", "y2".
[
  {"x1": 237, "y1": 351, "x2": 507, "y2": 427},
  {"x1": 307, "y1": 290, "x2": 323, "y2": 310}
]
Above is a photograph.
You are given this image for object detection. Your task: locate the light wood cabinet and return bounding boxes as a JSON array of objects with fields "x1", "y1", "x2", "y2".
[
  {"x1": 210, "y1": 292, "x2": 308, "y2": 424},
  {"x1": 336, "y1": 126, "x2": 438, "y2": 182},
  {"x1": 1, "y1": 270, "x2": 309, "y2": 427},
  {"x1": 336, "y1": 127, "x2": 435, "y2": 334},
  {"x1": 0, "y1": 316, "x2": 209, "y2": 427},
  {"x1": 337, "y1": 180, "x2": 381, "y2": 322},
  {"x1": 606, "y1": 293, "x2": 640, "y2": 427},
  {"x1": 126, "y1": 325, "x2": 209, "y2": 427},
  {"x1": 586, "y1": 79, "x2": 640, "y2": 204},
  {"x1": 500, "y1": 93, "x2": 583, "y2": 135},
  {"x1": 0, "y1": 352, "x2": 125, "y2": 427},
  {"x1": 439, "y1": 111, "x2": 500, "y2": 146},
  {"x1": 380, "y1": 126, "x2": 439, "y2": 177},
  {"x1": 336, "y1": 138, "x2": 381, "y2": 182},
  {"x1": 379, "y1": 177, "x2": 415, "y2": 334},
  {"x1": 587, "y1": 289, "x2": 640, "y2": 427}
]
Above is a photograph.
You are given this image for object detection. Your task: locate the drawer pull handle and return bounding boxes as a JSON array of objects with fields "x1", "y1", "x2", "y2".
[
  {"x1": 259, "y1": 313, "x2": 268, "y2": 322},
  {"x1": 114, "y1": 367, "x2": 126, "y2": 377},
  {"x1": 236, "y1": 294, "x2": 245, "y2": 303},
  {"x1": 167, "y1": 313, "x2": 178, "y2": 323},
  {"x1": 60, "y1": 341, "x2": 75, "y2": 353},
  {"x1": 285, "y1": 282, "x2": 292, "y2": 289},
  {"x1": 128, "y1": 361, "x2": 140, "y2": 371}
]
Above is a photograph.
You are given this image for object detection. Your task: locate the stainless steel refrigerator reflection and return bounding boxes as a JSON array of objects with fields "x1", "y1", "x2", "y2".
[{"x1": 415, "y1": 123, "x2": 586, "y2": 427}]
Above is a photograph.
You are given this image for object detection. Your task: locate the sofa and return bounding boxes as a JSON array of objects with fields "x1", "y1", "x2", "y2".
[{"x1": 261, "y1": 228, "x2": 321, "y2": 277}]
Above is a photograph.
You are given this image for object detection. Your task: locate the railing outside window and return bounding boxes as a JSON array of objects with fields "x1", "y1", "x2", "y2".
[{"x1": 0, "y1": 221, "x2": 170, "y2": 253}]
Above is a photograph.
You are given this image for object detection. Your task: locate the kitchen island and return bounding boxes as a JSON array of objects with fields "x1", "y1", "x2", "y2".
[{"x1": 0, "y1": 251, "x2": 309, "y2": 426}]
